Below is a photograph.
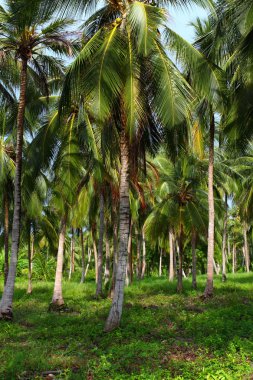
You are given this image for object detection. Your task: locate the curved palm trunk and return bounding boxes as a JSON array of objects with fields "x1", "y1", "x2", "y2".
[
  {"x1": 105, "y1": 130, "x2": 130, "y2": 332},
  {"x1": 51, "y1": 214, "x2": 67, "y2": 306},
  {"x1": 222, "y1": 195, "x2": 228, "y2": 282},
  {"x1": 169, "y1": 229, "x2": 174, "y2": 282},
  {"x1": 4, "y1": 192, "x2": 9, "y2": 285},
  {"x1": 96, "y1": 192, "x2": 105, "y2": 297},
  {"x1": 204, "y1": 112, "x2": 215, "y2": 298},
  {"x1": 0, "y1": 59, "x2": 28, "y2": 319},
  {"x1": 192, "y1": 229, "x2": 197, "y2": 290}
]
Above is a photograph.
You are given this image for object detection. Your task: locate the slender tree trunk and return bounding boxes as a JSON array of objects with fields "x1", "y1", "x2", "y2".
[
  {"x1": 159, "y1": 249, "x2": 163, "y2": 277},
  {"x1": 141, "y1": 228, "x2": 146, "y2": 279},
  {"x1": 85, "y1": 247, "x2": 92, "y2": 278},
  {"x1": 227, "y1": 238, "x2": 231, "y2": 262},
  {"x1": 232, "y1": 242, "x2": 236, "y2": 274},
  {"x1": 169, "y1": 229, "x2": 174, "y2": 282},
  {"x1": 105, "y1": 130, "x2": 130, "y2": 332},
  {"x1": 136, "y1": 227, "x2": 141, "y2": 280},
  {"x1": 0, "y1": 59, "x2": 28, "y2": 319},
  {"x1": 173, "y1": 238, "x2": 177, "y2": 277},
  {"x1": 243, "y1": 222, "x2": 250, "y2": 273},
  {"x1": 68, "y1": 227, "x2": 75, "y2": 280},
  {"x1": 92, "y1": 227, "x2": 98, "y2": 283},
  {"x1": 96, "y1": 192, "x2": 105, "y2": 297},
  {"x1": 27, "y1": 224, "x2": 34, "y2": 295},
  {"x1": 204, "y1": 111, "x2": 215, "y2": 298},
  {"x1": 126, "y1": 219, "x2": 133, "y2": 286},
  {"x1": 109, "y1": 205, "x2": 118, "y2": 298},
  {"x1": 104, "y1": 222, "x2": 110, "y2": 287},
  {"x1": 80, "y1": 229, "x2": 85, "y2": 283},
  {"x1": 51, "y1": 214, "x2": 67, "y2": 307},
  {"x1": 177, "y1": 226, "x2": 184, "y2": 293},
  {"x1": 4, "y1": 192, "x2": 9, "y2": 285},
  {"x1": 192, "y1": 229, "x2": 197, "y2": 290},
  {"x1": 213, "y1": 258, "x2": 219, "y2": 275},
  {"x1": 222, "y1": 195, "x2": 228, "y2": 282}
]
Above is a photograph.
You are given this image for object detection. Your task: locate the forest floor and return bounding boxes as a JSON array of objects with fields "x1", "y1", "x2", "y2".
[{"x1": 0, "y1": 274, "x2": 253, "y2": 380}]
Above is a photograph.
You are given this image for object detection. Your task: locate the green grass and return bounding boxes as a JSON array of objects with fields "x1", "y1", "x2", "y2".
[{"x1": 1, "y1": 274, "x2": 253, "y2": 379}]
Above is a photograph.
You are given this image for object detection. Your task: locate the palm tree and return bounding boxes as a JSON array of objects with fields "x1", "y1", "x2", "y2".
[
  {"x1": 0, "y1": 0, "x2": 75, "y2": 319},
  {"x1": 59, "y1": 0, "x2": 194, "y2": 330},
  {"x1": 145, "y1": 153, "x2": 208, "y2": 292}
]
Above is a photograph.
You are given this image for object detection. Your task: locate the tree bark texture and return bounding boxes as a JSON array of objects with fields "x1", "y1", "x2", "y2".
[
  {"x1": 96, "y1": 192, "x2": 105, "y2": 297},
  {"x1": 204, "y1": 111, "x2": 215, "y2": 298},
  {"x1": 105, "y1": 130, "x2": 130, "y2": 332},
  {"x1": 0, "y1": 59, "x2": 28, "y2": 319},
  {"x1": 51, "y1": 214, "x2": 67, "y2": 306},
  {"x1": 4, "y1": 192, "x2": 9, "y2": 286}
]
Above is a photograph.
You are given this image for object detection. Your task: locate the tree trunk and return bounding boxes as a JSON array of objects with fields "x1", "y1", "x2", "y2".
[
  {"x1": 96, "y1": 192, "x2": 105, "y2": 297},
  {"x1": 222, "y1": 195, "x2": 228, "y2": 282},
  {"x1": 136, "y1": 227, "x2": 141, "y2": 280},
  {"x1": 104, "y1": 222, "x2": 110, "y2": 287},
  {"x1": 141, "y1": 228, "x2": 146, "y2": 279},
  {"x1": 213, "y1": 258, "x2": 219, "y2": 275},
  {"x1": 92, "y1": 227, "x2": 98, "y2": 283},
  {"x1": 177, "y1": 226, "x2": 184, "y2": 293},
  {"x1": 227, "y1": 238, "x2": 231, "y2": 262},
  {"x1": 27, "y1": 224, "x2": 34, "y2": 295},
  {"x1": 105, "y1": 130, "x2": 130, "y2": 332},
  {"x1": 109, "y1": 205, "x2": 118, "y2": 298},
  {"x1": 4, "y1": 192, "x2": 9, "y2": 285},
  {"x1": 232, "y1": 242, "x2": 236, "y2": 274},
  {"x1": 84, "y1": 247, "x2": 92, "y2": 278},
  {"x1": 204, "y1": 111, "x2": 215, "y2": 298},
  {"x1": 159, "y1": 249, "x2": 163, "y2": 277},
  {"x1": 0, "y1": 59, "x2": 28, "y2": 319},
  {"x1": 192, "y1": 229, "x2": 197, "y2": 290},
  {"x1": 173, "y1": 238, "x2": 177, "y2": 277},
  {"x1": 243, "y1": 222, "x2": 250, "y2": 273},
  {"x1": 68, "y1": 227, "x2": 75, "y2": 280},
  {"x1": 51, "y1": 214, "x2": 67, "y2": 306},
  {"x1": 80, "y1": 229, "x2": 85, "y2": 283},
  {"x1": 169, "y1": 229, "x2": 174, "y2": 282},
  {"x1": 126, "y1": 219, "x2": 133, "y2": 286}
]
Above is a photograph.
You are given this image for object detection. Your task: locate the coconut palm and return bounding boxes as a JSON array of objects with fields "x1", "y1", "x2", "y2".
[
  {"x1": 145, "y1": 152, "x2": 208, "y2": 292},
  {"x1": 58, "y1": 0, "x2": 197, "y2": 330},
  {"x1": 0, "y1": 0, "x2": 76, "y2": 318}
]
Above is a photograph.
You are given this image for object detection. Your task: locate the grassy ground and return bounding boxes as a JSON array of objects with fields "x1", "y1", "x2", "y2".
[{"x1": 0, "y1": 274, "x2": 253, "y2": 380}]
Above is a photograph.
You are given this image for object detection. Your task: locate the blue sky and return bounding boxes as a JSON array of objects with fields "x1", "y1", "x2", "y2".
[{"x1": 169, "y1": 5, "x2": 208, "y2": 42}]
